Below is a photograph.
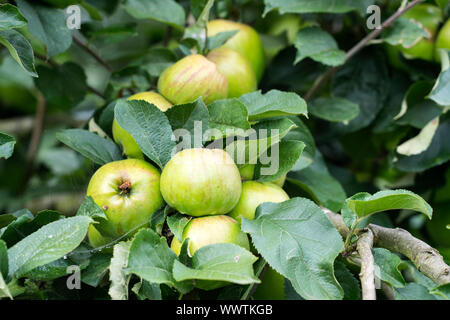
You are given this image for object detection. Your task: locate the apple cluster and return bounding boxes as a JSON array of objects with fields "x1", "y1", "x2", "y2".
[{"x1": 85, "y1": 20, "x2": 291, "y2": 259}]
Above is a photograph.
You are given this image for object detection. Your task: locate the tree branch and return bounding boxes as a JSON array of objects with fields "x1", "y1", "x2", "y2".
[
  {"x1": 324, "y1": 209, "x2": 450, "y2": 286},
  {"x1": 304, "y1": 0, "x2": 425, "y2": 101},
  {"x1": 72, "y1": 35, "x2": 113, "y2": 72},
  {"x1": 356, "y1": 229, "x2": 376, "y2": 300}
]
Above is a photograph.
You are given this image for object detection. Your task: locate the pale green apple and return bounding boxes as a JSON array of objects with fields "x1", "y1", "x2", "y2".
[
  {"x1": 112, "y1": 91, "x2": 173, "y2": 159},
  {"x1": 160, "y1": 148, "x2": 242, "y2": 216},
  {"x1": 207, "y1": 19, "x2": 266, "y2": 81},
  {"x1": 435, "y1": 19, "x2": 450, "y2": 61},
  {"x1": 157, "y1": 54, "x2": 228, "y2": 105},
  {"x1": 170, "y1": 215, "x2": 249, "y2": 256},
  {"x1": 207, "y1": 47, "x2": 257, "y2": 98},
  {"x1": 238, "y1": 164, "x2": 287, "y2": 187},
  {"x1": 86, "y1": 159, "x2": 164, "y2": 246},
  {"x1": 229, "y1": 181, "x2": 289, "y2": 223}
]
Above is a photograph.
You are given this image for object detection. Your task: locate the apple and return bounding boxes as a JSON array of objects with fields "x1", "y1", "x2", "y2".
[
  {"x1": 207, "y1": 47, "x2": 257, "y2": 98},
  {"x1": 160, "y1": 148, "x2": 242, "y2": 216},
  {"x1": 157, "y1": 54, "x2": 228, "y2": 105},
  {"x1": 112, "y1": 91, "x2": 173, "y2": 159},
  {"x1": 86, "y1": 159, "x2": 164, "y2": 246},
  {"x1": 229, "y1": 181, "x2": 289, "y2": 223},
  {"x1": 267, "y1": 13, "x2": 302, "y2": 45},
  {"x1": 435, "y1": 19, "x2": 450, "y2": 61},
  {"x1": 238, "y1": 164, "x2": 287, "y2": 187},
  {"x1": 170, "y1": 215, "x2": 250, "y2": 256},
  {"x1": 207, "y1": 19, "x2": 265, "y2": 81},
  {"x1": 252, "y1": 266, "x2": 285, "y2": 300},
  {"x1": 87, "y1": 225, "x2": 114, "y2": 250},
  {"x1": 396, "y1": 4, "x2": 443, "y2": 62}
]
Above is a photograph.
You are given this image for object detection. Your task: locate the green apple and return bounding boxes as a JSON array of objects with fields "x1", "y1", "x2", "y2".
[
  {"x1": 252, "y1": 266, "x2": 285, "y2": 300},
  {"x1": 426, "y1": 203, "x2": 450, "y2": 247},
  {"x1": 87, "y1": 225, "x2": 114, "y2": 249},
  {"x1": 238, "y1": 164, "x2": 287, "y2": 187},
  {"x1": 87, "y1": 159, "x2": 164, "y2": 246},
  {"x1": 157, "y1": 54, "x2": 228, "y2": 105},
  {"x1": 207, "y1": 19, "x2": 265, "y2": 81},
  {"x1": 229, "y1": 181, "x2": 289, "y2": 223},
  {"x1": 207, "y1": 47, "x2": 257, "y2": 98},
  {"x1": 160, "y1": 148, "x2": 242, "y2": 216},
  {"x1": 170, "y1": 215, "x2": 249, "y2": 256},
  {"x1": 112, "y1": 91, "x2": 173, "y2": 159},
  {"x1": 397, "y1": 4, "x2": 443, "y2": 62},
  {"x1": 435, "y1": 19, "x2": 450, "y2": 61}
]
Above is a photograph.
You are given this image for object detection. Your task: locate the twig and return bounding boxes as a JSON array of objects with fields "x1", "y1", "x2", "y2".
[
  {"x1": 72, "y1": 35, "x2": 113, "y2": 72},
  {"x1": 304, "y1": 0, "x2": 425, "y2": 101},
  {"x1": 34, "y1": 53, "x2": 106, "y2": 99},
  {"x1": 356, "y1": 229, "x2": 376, "y2": 300},
  {"x1": 19, "y1": 92, "x2": 46, "y2": 194},
  {"x1": 324, "y1": 209, "x2": 450, "y2": 286}
]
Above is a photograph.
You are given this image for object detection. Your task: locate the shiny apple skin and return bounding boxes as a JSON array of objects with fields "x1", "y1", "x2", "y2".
[
  {"x1": 435, "y1": 19, "x2": 450, "y2": 62},
  {"x1": 229, "y1": 181, "x2": 289, "y2": 223},
  {"x1": 157, "y1": 54, "x2": 228, "y2": 105},
  {"x1": 207, "y1": 47, "x2": 257, "y2": 98},
  {"x1": 170, "y1": 215, "x2": 249, "y2": 256},
  {"x1": 112, "y1": 91, "x2": 173, "y2": 159},
  {"x1": 86, "y1": 159, "x2": 164, "y2": 242},
  {"x1": 207, "y1": 19, "x2": 266, "y2": 81},
  {"x1": 160, "y1": 148, "x2": 242, "y2": 217}
]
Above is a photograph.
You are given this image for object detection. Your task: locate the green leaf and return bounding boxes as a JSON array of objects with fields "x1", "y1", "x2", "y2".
[
  {"x1": 82, "y1": 252, "x2": 111, "y2": 287},
  {"x1": 122, "y1": 0, "x2": 185, "y2": 29},
  {"x1": 287, "y1": 151, "x2": 346, "y2": 212},
  {"x1": 77, "y1": 196, "x2": 117, "y2": 238},
  {"x1": 166, "y1": 213, "x2": 191, "y2": 242},
  {"x1": 0, "y1": 272, "x2": 11, "y2": 299},
  {"x1": 283, "y1": 117, "x2": 316, "y2": 171},
  {"x1": 114, "y1": 99, "x2": 175, "y2": 169},
  {"x1": 139, "y1": 48, "x2": 177, "y2": 77},
  {"x1": 294, "y1": 27, "x2": 346, "y2": 66},
  {"x1": 125, "y1": 228, "x2": 193, "y2": 294},
  {"x1": 225, "y1": 118, "x2": 297, "y2": 166},
  {"x1": 172, "y1": 243, "x2": 260, "y2": 289},
  {"x1": 182, "y1": 0, "x2": 214, "y2": 51},
  {"x1": 239, "y1": 90, "x2": 307, "y2": 121},
  {"x1": 264, "y1": 0, "x2": 373, "y2": 15},
  {"x1": 0, "y1": 240, "x2": 8, "y2": 278},
  {"x1": 56, "y1": 129, "x2": 122, "y2": 165},
  {"x1": 430, "y1": 283, "x2": 450, "y2": 300},
  {"x1": 394, "y1": 118, "x2": 450, "y2": 172},
  {"x1": 132, "y1": 279, "x2": 161, "y2": 300},
  {"x1": 0, "y1": 132, "x2": 15, "y2": 159},
  {"x1": 8, "y1": 216, "x2": 92, "y2": 278},
  {"x1": 428, "y1": 50, "x2": 450, "y2": 107},
  {"x1": 0, "y1": 4, "x2": 27, "y2": 31},
  {"x1": 346, "y1": 189, "x2": 432, "y2": 220},
  {"x1": 108, "y1": 241, "x2": 131, "y2": 300},
  {"x1": 394, "y1": 283, "x2": 437, "y2": 300},
  {"x1": 372, "y1": 248, "x2": 406, "y2": 288},
  {"x1": 334, "y1": 260, "x2": 360, "y2": 300},
  {"x1": 0, "y1": 29, "x2": 37, "y2": 77},
  {"x1": 16, "y1": 1, "x2": 72, "y2": 57},
  {"x1": 254, "y1": 140, "x2": 305, "y2": 182},
  {"x1": 332, "y1": 51, "x2": 389, "y2": 133},
  {"x1": 309, "y1": 97, "x2": 359, "y2": 122},
  {"x1": 149, "y1": 206, "x2": 170, "y2": 235},
  {"x1": 242, "y1": 198, "x2": 344, "y2": 300},
  {"x1": 165, "y1": 98, "x2": 210, "y2": 146},
  {"x1": 207, "y1": 30, "x2": 239, "y2": 51},
  {"x1": 23, "y1": 258, "x2": 72, "y2": 281},
  {"x1": 382, "y1": 18, "x2": 429, "y2": 48},
  {"x1": 207, "y1": 98, "x2": 251, "y2": 139},
  {"x1": 35, "y1": 63, "x2": 88, "y2": 110}
]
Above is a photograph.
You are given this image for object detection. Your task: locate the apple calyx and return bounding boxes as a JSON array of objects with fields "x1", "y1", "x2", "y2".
[{"x1": 119, "y1": 180, "x2": 132, "y2": 195}]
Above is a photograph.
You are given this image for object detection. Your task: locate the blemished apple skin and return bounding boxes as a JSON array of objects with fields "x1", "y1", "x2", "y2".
[
  {"x1": 157, "y1": 54, "x2": 228, "y2": 105},
  {"x1": 86, "y1": 159, "x2": 164, "y2": 243},
  {"x1": 397, "y1": 4, "x2": 443, "y2": 62},
  {"x1": 112, "y1": 91, "x2": 173, "y2": 159},
  {"x1": 170, "y1": 215, "x2": 250, "y2": 256},
  {"x1": 435, "y1": 19, "x2": 450, "y2": 61},
  {"x1": 207, "y1": 19, "x2": 266, "y2": 81},
  {"x1": 160, "y1": 148, "x2": 242, "y2": 217},
  {"x1": 207, "y1": 47, "x2": 257, "y2": 98},
  {"x1": 229, "y1": 181, "x2": 289, "y2": 223}
]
